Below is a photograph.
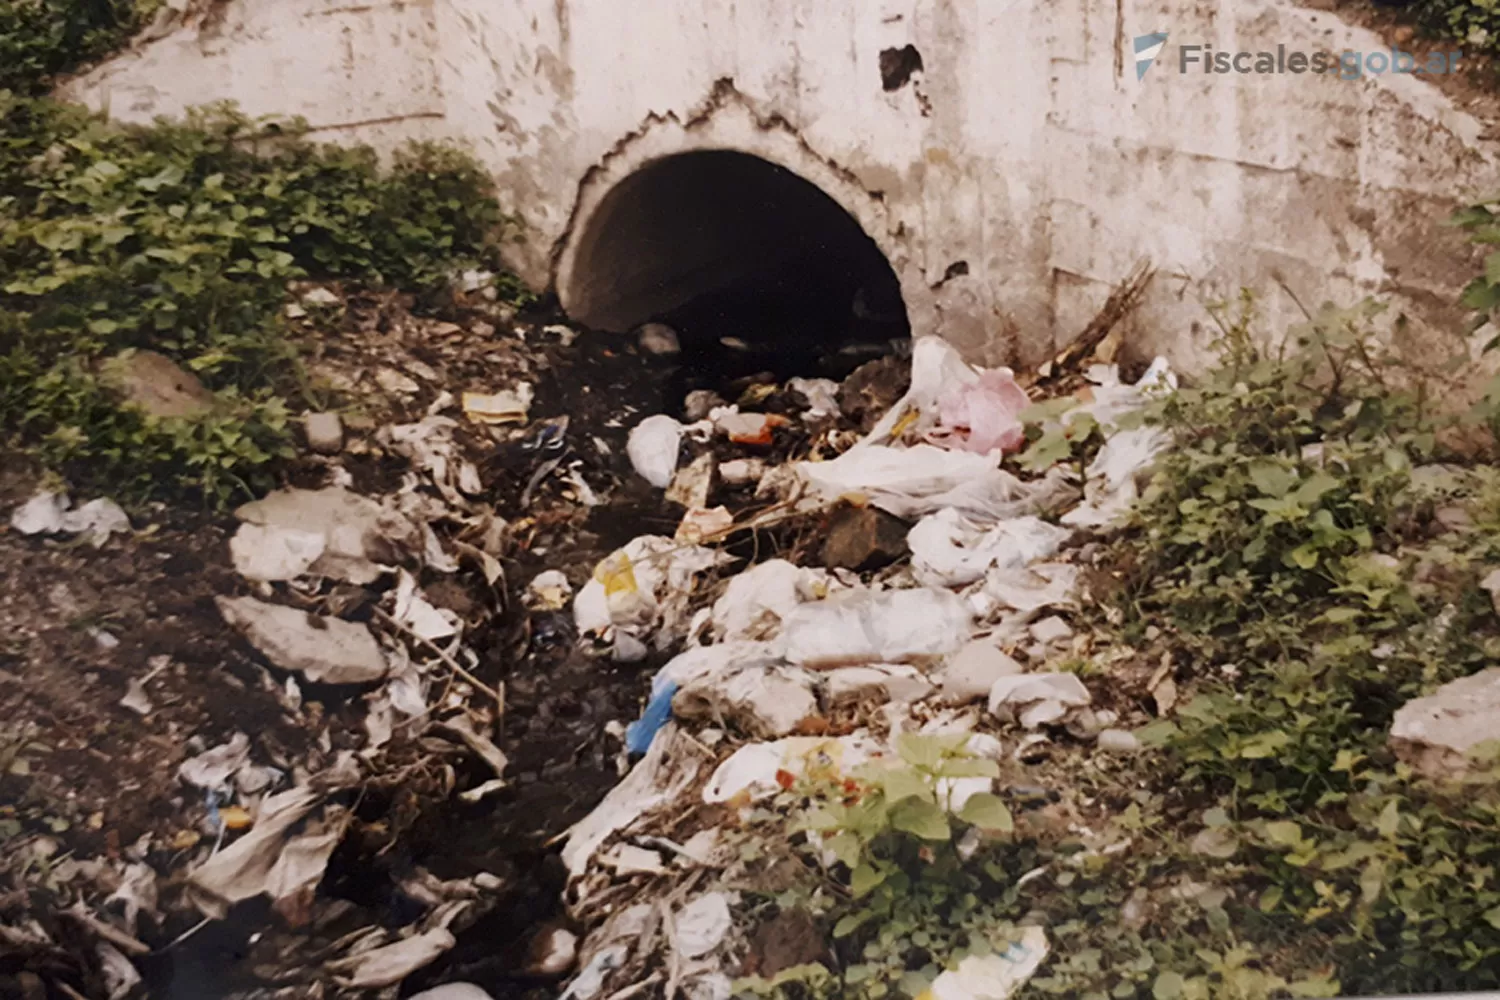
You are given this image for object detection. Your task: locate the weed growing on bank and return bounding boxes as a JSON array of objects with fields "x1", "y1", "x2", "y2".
[
  {"x1": 736, "y1": 297, "x2": 1500, "y2": 1000},
  {"x1": 0, "y1": 94, "x2": 525, "y2": 503}
]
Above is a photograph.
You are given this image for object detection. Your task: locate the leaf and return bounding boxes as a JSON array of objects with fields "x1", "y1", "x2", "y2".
[
  {"x1": 1238, "y1": 729, "x2": 1290, "y2": 759},
  {"x1": 1462, "y1": 278, "x2": 1500, "y2": 312},
  {"x1": 824, "y1": 832, "x2": 862, "y2": 868},
  {"x1": 850, "y1": 862, "x2": 887, "y2": 898},
  {"x1": 1294, "y1": 472, "x2": 1339, "y2": 505},
  {"x1": 1263, "y1": 820, "x2": 1303, "y2": 847},
  {"x1": 1153, "y1": 971, "x2": 1185, "y2": 1000},
  {"x1": 894, "y1": 732, "x2": 967, "y2": 770},
  {"x1": 880, "y1": 767, "x2": 932, "y2": 805},
  {"x1": 1484, "y1": 906, "x2": 1500, "y2": 931},
  {"x1": 888, "y1": 798, "x2": 951, "y2": 841},
  {"x1": 1487, "y1": 250, "x2": 1500, "y2": 287},
  {"x1": 833, "y1": 912, "x2": 871, "y2": 938},
  {"x1": 956, "y1": 793, "x2": 1014, "y2": 832},
  {"x1": 1376, "y1": 800, "x2": 1400, "y2": 838},
  {"x1": 934, "y1": 757, "x2": 1000, "y2": 779},
  {"x1": 1249, "y1": 462, "x2": 1297, "y2": 498}
]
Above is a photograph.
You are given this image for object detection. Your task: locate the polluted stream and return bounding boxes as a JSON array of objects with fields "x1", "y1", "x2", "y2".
[
  {"x1": 3, "y1": 266, "x2": 1167, "y2": 1000},
  {"x1": 141, "y1": 298, "x2": 915, "y2": 1000}
]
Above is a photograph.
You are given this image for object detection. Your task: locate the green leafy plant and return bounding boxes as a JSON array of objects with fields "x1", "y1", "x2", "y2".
[
  {"x1": 1409, "y1": 0, "x2": 1500, "y2": 57},
  {"x1": 1, "y1": 93, "x2": 526, "y2": 503},
  {"x1": 1107, "y1": 293, "x2": 1500, "y2": 994},
  {"x1": 0, "y1": 0, "x2": 160, "y2": 96}
]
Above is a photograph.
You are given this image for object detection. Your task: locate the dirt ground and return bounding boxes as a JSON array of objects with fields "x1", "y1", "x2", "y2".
[{"x1": 0, "y1": 289, "x2": 777, "y2": 1000}]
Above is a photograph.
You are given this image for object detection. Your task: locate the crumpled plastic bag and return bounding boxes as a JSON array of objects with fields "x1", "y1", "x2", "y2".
[
  {"x1": 573, "y1": 536, "x2": 730, "y2": 643},
  {"x1": 797, "y1": 446, "x2": 1078, "y2": 524},
  {"x1": 627, "y1": 414, "x2": 685, "y2": 488},
  {"x1": 929, "y1": 369, "x2": 1031, "y2": 455},
  {"x1": 909, "y1": 509, "x2": 1074, "y2": 588},
  {"x1": 781, "y1": 587, "x2": 972, "y2": 668}
]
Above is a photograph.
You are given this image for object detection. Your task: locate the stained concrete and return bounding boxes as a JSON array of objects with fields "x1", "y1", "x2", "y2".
[{"x1": 59, "y1": 0, "x2": 1500, "y2": 379}]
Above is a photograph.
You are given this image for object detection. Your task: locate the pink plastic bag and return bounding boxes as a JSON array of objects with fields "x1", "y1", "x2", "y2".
[{"x1": 930, "y1": 370, "x2": 1030, "y2": 455}]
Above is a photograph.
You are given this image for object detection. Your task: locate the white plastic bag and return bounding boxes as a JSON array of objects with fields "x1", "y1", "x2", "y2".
[
  {"x1": 782, "y1": 587, "x2": 971, "y2": 668},
  {"x1": 627, "y1": 414, "x2": 685, "y2": 488},
  {"x1": 909, "y1": 509, "x2": 1074, "y2": 587},
  {"x1": 710, "y1": 559, "x2": 810, "y2": 641},
  {"x1": 797, "y1": 446, "x2": 1077, "y2": 523}
]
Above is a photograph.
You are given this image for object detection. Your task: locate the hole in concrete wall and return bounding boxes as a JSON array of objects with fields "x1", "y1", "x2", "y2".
[
  {"x1": 880, "y1": 45, "x2": 924, "y2": 91},
  {"x1": 560, "y1": 150, "x2": 909, "y2": 382}
]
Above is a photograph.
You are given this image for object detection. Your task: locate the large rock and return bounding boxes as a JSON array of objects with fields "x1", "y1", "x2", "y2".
[
  {"x1": 101, "y1": 349, "x2": 214, "y2": 419},
  {"x1": 216, "y1": 595, "x2": 389, "y2": 684},
  {"x1": 1390, "y1": 668, "x2": 1500, "y2": 778},
  {"x1": 937, "y1": 640, "x2": 1023, "y2": 705},
  {"x1": 232, "y1": 487, "x2": 420, "y2": 584},
  {"x1": 821, "y1": 505, "x2": 910, "y2": 572}
]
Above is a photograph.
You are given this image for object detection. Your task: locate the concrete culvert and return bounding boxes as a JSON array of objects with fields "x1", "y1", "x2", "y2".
[{"x1": 556, "y1": 150, "x2": 909, "y2": 384}]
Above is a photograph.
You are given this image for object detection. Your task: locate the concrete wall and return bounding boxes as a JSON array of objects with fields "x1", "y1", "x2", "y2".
[{"x1": 61, "y1": 0, "x2": 1499, "y2": 377}]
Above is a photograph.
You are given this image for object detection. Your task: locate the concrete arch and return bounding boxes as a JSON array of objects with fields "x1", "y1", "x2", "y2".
[{"x1": 553, "y1": 96, "x2": 919, "y2": 343}]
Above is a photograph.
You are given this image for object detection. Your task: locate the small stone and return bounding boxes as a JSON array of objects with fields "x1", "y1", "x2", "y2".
[
  {"x1": 684, "y1": 390, "x2": 726, "y2": 422},
  {"x1": 938, "y1": 641, "x2": 1024, "y2": 704},
  {"x1": 637, "y1": 322, "x2": 681, "y2": 356},
  {"x1": 1389, "y1": 667, "x2": 1500, "y2": 778},
  {"x1": 101, "y1": 350, "x2": 214, "y2": 419},
  {"x1": 1393, "y1": 25, "x2": 1415, "y2": 44},
  {"x1": 301, "y1": 287, "x2": 340, "y2": 306},
  {"x1": 1029, "y1": 616, "x2": 1073, "y2": 645},
  {"x1": 303, "y1": 412, "x2": 344, "y2": 454},
  {"x1": 838, "y1": 355, "x2": 910, "y2": 433},
  {"x1": 821, "y1": 505, "x2": 910, "y2": 572},
  {"x1": 1096, "y1": 728, "x2": 1141, "y2": 753},
  {"x1": 1064, "y1": 707, "x2": 1118, "y2": 739}
]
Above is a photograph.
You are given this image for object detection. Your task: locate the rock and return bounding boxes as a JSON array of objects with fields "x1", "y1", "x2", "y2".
[
  {"x1": 410, "y1": 986, "x2": 494, "y2": 1000},
  {"x1": 101, "y1": 350, "x2": 214, "y2": 419},
  {"x1": 1096, "y1": 728, "x2": 1142, "y2": 753},
  {"x1": 821, "y1": 505, "x2": 911, "y2": 572},
  {"x1": 303, "y1": 412, "x2": 344, "y2": 454},
  {"x1": 838, "y1": 355, "x2": 910, "y2": 433},
  {"x1": 1029, "y1": 616, "x2": 1073, "y2": 645},
  {"x1": 1064, "y1": 707, "x2": 1119, "y2": 740},
  {"x1": 684, "y1": 389, "x2": 727, "y2": 422},
  {"x1": 301, "y1": 287, "x2": 340, "y2": 306},
  {"x1": 938, "y1": 641, "x2": 1024, "y2": 704},
  {"x1": 636, "y1": 322, "x2": 681, "y2": 356},
  {"x1": 232, "y1": 487, "x2": 421, "y2": 585},
  {"x1": 1393, "y1": 25, "x2": 1414, "y2": 44},
  {"x1": 1389, "y1": 667, "x2": 1500, "y2": 778},
  {"x1": 216, "y1": 595, "x2": 389, "y2": 684}
]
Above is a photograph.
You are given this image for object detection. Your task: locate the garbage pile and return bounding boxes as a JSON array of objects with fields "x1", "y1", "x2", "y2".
[{"x1": 553, "y1": 334, "x2": 1177, "y2": 1000}]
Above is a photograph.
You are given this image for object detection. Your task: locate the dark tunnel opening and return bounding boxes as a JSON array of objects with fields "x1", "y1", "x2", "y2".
[{"x1": 559, "y1": 150, "x2": 910, "y2": 386}]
